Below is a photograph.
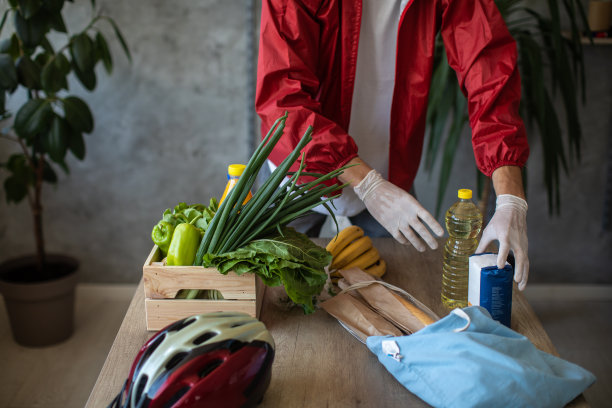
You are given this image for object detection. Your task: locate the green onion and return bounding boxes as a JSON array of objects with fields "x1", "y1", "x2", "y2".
[{"x1": 193, "y1": 112, "x2": 350, "y2": 265}]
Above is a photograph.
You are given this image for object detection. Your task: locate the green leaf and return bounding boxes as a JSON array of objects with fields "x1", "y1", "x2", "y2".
[
  {"x1": 62, "y1": 96, "x2": 93, "y2": 133},
  {"x1": 204, "y1": 227, "x2": 329, "y2": 314},
  {"x1": 247, "y1": 228, "x2": 331, "y2": 270},
  {"x1": 14, "y1": 9, "x2": 47, "y2": 48},
  {"x1": 70, "y1": 33, "x2": 95, "y2": 73},
  {"x1": 14, "y1": 98, "x2": 53, "y2": 139},
  {"x1": 0, "y1": 89, "x2": 5, "y2": 115},
  {"x1": 0, "y1": 9, "x2": 10, "y2": 36},
  {"x1": 435, "y1": 92, "x2": 468, "y2": 217},
  {"x1": 495, "y1": 0, "x2": 522, "y2": 16},
  {"x1": 6, "y1": 153, "x2": 32, "y2": 178},
  {"x1": 16, "y1": 54, "x2": 42, "y2": 89},
  {"x1": 0, "y1": 34, "x2": 21, "y2": 59},
  {"x1": 572, "y1": 0, "x2": 590, "y2": 102},
  {"x1": 18, "y1": 0, "x2": 43, "y2": 20},
  {"x1": 3, "y1": 154, "x2": 35, "y2": 203},
  {"x1": 48, "y1": 10, "x2": 67, "y2": 33},
  {"x1": 518, "y1": 33, "x2": 565, "y2": 214},
  {"x1": 43, "y1": 0, "x2": 65, "y2": 12},
  {"x1": 42, "y1": 159, "x2": 58, "y2": 183},
  {"x1": 95, "y1": 32, "x2": 113, "y2": 74},
  {"x1": 43, "y1": 115, "x2": 69, "y2": 162},
  {"x1": 4, "y1": 176, "x2": 29, "y2": 203},
  {"x1": 67, "y1": 127, "x2": 85, "y2": 160},
  {"x1": 57, "y1": 158, "x2": 70, "y2": 175},
  {"x1": 0, "y1": 54, "x2": 18, "y2": 90},
  {"x1": 426, "y1": 80, "x2": 455, "y2": 172},
  {"x1": 40, "y1": 36, "x2": 54, "y2": 53},
  {"x1": 41, "y1": 53, "x2": 69, "y2": 93},
  {"x1": 72, "y1": 60, "x2": 96, "y2": 90},
  {"x1": 102, "y1": 16, "x2": 131, "y2": 62},
  {"x1": 195, "y1": 217, "x2": 209, "y2": 231},
  {"x1": 34, "y1": 51, "x2": 49, "y2": 68},
  {"x1": 425, "y1": 41, "x2": 459, "y2": 175}
]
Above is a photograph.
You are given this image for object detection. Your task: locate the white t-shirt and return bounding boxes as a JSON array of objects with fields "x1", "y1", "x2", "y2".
[
  {"x1": 271, "y1": 0, "x2": 405, "y2": 217},
  {"x1": 333, "y1": 0, "x2": 403, "y2": 216}
]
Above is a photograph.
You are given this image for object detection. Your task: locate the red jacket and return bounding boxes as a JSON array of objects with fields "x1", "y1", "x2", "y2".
[{"x1": 255, "y1": 0, "x2": 529, "y2": 192}]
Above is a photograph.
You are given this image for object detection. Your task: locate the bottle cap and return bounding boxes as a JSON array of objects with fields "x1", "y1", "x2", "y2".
[
  {"x1": 227, "y1": 164, "x2": 246, "y2": 177},
  {"x1": 458, "y1": 189, "x2": 472, "y2": 199}
]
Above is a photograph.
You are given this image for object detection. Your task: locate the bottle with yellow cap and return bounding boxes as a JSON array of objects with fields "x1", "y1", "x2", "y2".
[
  {"x1": 219, "y1": 164, "x2": 253, "y2": 206},
  {"x1": 441, "y1": 188, "x2": 483, "y2": 309}
]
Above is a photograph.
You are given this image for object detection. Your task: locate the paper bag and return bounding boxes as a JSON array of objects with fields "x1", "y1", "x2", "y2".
[{"x1": 320, "y1": 292, "x2": 402, "y2": 343}]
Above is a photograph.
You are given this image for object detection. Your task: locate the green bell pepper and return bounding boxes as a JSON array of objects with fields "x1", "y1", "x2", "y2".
[
  {"x1": 166, "y1": 222, "x2": 202, "y2": 266},
  {"x1": 151, "y1": 221, "x2": 175, "y2": 256}
]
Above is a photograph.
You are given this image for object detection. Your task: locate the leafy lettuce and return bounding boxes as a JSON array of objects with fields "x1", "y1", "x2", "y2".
[{"x1": 202, "y1": 227, "x2": 331, "y2": 314}]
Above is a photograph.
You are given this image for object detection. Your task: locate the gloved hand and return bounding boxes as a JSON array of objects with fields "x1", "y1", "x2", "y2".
[
  {"x1": 354, "y1": 170, "x2": 444, "y2": 251},
  {"x1": 476, "y1": 194, "x2": 529, "y2": 290}
]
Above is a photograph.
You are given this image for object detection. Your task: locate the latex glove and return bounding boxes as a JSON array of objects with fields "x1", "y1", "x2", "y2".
[
  {"x1": 354, "y1": 170, "x2": 444, "y2": 251},
  {"x1": 477, "y1": 194, "x2": 529, "y2": 290}
]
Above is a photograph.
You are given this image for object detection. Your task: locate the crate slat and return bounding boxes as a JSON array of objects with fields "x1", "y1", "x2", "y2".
[
  {"x1": 142, "y1": 245, "x2": 265, "y2": 331},
  {"x1": 143, "y1": 265, "x2": 256, "y2": 299}
]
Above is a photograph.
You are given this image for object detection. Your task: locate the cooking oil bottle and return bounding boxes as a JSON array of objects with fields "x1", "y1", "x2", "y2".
[
  {"x1": 441, "y1": 188, "x2": 483, "y2": 309},
  {"x1": 219, "y1": 164, "x2": 252, "y2": 206}
]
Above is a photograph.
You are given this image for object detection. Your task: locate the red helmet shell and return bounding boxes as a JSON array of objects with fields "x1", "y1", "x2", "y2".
[{"x1": 109, "y1": 313, "x2": 275, "y2": 408}]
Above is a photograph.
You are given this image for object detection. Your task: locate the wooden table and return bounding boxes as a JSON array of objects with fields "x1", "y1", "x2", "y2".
[{"x1": 86, "y1": 238, "x2": 588, "y2": 407}]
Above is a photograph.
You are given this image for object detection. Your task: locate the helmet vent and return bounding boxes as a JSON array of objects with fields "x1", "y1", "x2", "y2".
[
  {"x1": 166, "y1": 317, "x2": 196, "y2": 333},
  {"x1": 228, "y1": 340, "x2": 244, "y2": 354},
  {"x1": 165, "y1": 352, "x2": 188, "y2": 371},
  {"x1": 193, "y1": 332, "x2": 217, "y2": 345},
  {"x1": 137, "y1": 333, "x2": 166, "y2": 372},
  {"x1": 134, "y1": 374, "x2": 149, "y2": 405},
  {"x1": 198, "y1": 358, "x2": 224, "y2": 378},
  {"x1": 230, "y1": 322, "x2": 247, "y2": 328}
]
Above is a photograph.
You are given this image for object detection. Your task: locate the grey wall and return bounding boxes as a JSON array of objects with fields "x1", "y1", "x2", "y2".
[
  {"x1": 1, "y1": 0, "x2": 610, "y2": 284},
  {"x1": 0, "y1": 0, "x2": 251, "y2": 282}
]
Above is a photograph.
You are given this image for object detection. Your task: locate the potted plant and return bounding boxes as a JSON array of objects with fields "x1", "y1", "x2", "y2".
[
  {"x1": 424, "y1": 0, "x2": 591, "y2": 217},
  {"x1": 0, "y1": 0, "x2": 130, "y2": 347}
]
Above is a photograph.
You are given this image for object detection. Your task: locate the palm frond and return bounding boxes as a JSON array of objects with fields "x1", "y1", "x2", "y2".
[
  {"x1": 434, "y1": 91, "x2": 468, "y2": 217},
  {"x1": 424, "y1": 0, "x2": 588, "y2": 215}
]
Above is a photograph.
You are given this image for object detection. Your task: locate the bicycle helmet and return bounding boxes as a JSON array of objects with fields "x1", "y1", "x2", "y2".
[{"x1": 108, "y1": 312, "x2": 275, "y2": 408}]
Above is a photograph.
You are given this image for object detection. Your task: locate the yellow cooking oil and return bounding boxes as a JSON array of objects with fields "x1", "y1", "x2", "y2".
[
  {"x1": 219, "y1": 164, "x2": 252, "y2": 206},
  {"x1": 441, "y1": 189, "x2": 483, "y2": 309}
]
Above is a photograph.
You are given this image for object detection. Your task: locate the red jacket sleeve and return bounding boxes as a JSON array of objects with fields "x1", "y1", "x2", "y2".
[
  {"x1": 440, "y1": 0, "x2": 529, "y2": 177},
  {"x1": 255, "y1": 0, "x2": 358, "y2": 183}
]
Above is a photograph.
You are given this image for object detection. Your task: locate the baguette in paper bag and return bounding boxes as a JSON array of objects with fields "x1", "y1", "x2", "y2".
[
  {"x1": 339, "y1": 268, "x2": 439, "y2": 334},
  {"x1": 320, "y1": 292, "x2": 402, "y2": 343}
]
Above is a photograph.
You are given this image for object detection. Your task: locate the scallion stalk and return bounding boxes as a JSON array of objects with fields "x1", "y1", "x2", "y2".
[{"x1": 193, "y1": 112, "x2": 350, "y2": 265}]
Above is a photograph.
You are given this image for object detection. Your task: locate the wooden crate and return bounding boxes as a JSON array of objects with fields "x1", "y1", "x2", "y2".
[{"x1": 143, "y1": 246, "x2": 265, "y2": 331}]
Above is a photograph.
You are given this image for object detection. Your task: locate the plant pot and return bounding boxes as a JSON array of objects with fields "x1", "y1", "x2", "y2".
[{"x1": 0, "y1": 254, "x2": 79, "y2": 347}]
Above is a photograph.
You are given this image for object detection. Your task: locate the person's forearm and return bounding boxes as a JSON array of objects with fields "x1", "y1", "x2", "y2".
[
  {"x1": 491, "y1": 166, "x2": 526, "y2": 199},
  {"x1": 338, "y1": 157, "x2": 373, "y2": 187}
]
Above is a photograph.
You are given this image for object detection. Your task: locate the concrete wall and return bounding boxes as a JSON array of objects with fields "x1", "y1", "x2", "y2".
[
  {"x1": 1, "y1": 0, "x2": 610, "y2": 284},
  {"x1": 0, "y1": 0, "x2": 251, "y2": 282}
]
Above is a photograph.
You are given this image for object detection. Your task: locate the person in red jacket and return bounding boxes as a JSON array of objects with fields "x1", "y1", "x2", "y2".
[{"x1": 255, "y1": 0, "x2": 530, "y2": 290}]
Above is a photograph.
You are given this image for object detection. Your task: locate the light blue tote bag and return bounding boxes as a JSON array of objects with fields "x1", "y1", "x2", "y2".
[{"x1": 366, "y1": 306, "x2": 595, "y2": 408}]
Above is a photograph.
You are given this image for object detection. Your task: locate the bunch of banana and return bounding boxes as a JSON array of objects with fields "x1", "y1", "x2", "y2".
[{"x1": 326, "y1": 225, "x2": 386, "y2": 278}]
